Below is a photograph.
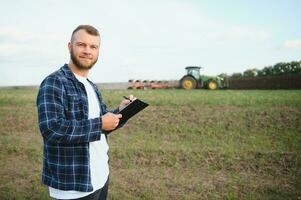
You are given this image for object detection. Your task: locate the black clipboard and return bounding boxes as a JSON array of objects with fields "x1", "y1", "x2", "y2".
[{"x1": 118, "y1": 98, "x2": 149, "y2": 124}]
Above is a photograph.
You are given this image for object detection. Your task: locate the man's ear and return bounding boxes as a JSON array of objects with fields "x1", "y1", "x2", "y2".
[{"x1": 68, "y1": 42, "x2": 72, "y2": 52}]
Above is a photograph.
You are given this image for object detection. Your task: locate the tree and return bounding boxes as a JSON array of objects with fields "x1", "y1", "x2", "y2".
[
  {"x1": 273, "y1": 62, "x2": 286, "y2": 75},
  {"x1": 218, "y1": 73, "x2": 229, "y2": 78},
  {"x1": 258, "y1": 66, "x2": 273, "y2": 76},
  {"x1": 291, "y1": 61, "x2": 301, "y2": 74},
  {"x1": 228, "y1": 60, "x2": 301, "y2": 78},
  {"x1": 231, "y1": 72, "x2": 243, "y2": 78},
  {"x1": 243, "y1": 68, "x2": 259, "y2": 77}
]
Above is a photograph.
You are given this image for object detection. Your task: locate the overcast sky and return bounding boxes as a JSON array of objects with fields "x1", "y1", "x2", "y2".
[{"x1": 1, "y1": 0, "x2": 300, "y2": 86}]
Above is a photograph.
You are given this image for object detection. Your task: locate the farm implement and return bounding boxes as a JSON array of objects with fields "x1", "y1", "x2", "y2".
[
  {"x1": 180, "y1": 66, "x2": 228, "y2": 89},
  {"x1": 128, "y1": 66, "x2": 228, "y2": 90}
]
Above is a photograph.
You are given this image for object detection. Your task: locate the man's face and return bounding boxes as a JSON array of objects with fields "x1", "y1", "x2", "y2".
[{"x1": 68, "y1": 29, "x2": 100, "y2": 70}]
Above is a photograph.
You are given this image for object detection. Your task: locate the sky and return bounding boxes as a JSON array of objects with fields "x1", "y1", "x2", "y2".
[{"x1": 0, "y1": 0, "x2": 300, "y2": 86}]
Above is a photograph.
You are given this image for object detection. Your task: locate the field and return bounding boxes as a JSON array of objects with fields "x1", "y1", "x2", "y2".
[{"x1": 0, "y1": 88, "x2": 300, "y2": 199}]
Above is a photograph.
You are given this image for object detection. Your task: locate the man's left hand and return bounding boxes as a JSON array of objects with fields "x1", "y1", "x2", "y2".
[{"x1": 119, "y1": 94, "x2": 135, "y2": 111}]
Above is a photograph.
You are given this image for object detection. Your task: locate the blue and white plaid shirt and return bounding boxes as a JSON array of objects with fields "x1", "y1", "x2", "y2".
[{"x1": 37, "y1": 64, "x2": 118, "y2": 192}]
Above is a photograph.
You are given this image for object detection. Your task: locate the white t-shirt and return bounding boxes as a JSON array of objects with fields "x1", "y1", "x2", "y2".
[{"x1": 49, "y1": 73, "x2": 109, "y2": 199}]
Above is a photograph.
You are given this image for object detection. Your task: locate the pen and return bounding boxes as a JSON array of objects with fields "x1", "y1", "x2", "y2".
[{"x1": 123, "y1": 96, "x2": 132, "y2": 102}]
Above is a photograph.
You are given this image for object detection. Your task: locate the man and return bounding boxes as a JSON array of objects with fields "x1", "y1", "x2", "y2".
[{"x1": 37, "y1": 25, "x2": 133, "y2": 200}]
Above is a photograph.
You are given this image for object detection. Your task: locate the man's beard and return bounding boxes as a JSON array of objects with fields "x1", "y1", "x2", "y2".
[{"x1": 70, "y1": 49, "x2": 98, "y2": 70}]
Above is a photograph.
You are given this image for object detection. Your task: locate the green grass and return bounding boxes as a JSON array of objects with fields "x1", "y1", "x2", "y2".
[{"x1": 0, "y1": 88, "x2": 300, "y2": 199}]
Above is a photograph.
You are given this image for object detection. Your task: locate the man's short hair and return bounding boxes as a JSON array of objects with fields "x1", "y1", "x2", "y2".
[{"x1": 71, "y1": 25, "x2": 100, "y2": 41}]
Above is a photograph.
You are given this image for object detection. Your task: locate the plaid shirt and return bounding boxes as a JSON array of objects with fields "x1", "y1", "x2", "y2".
[{"x1": 37, "y1": 64, "x2": 117, "y2": 192}]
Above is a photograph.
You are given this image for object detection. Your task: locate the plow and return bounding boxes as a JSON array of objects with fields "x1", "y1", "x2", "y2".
[{"x1": 128, "y1": 80, "x2": 171, "y2": 89}]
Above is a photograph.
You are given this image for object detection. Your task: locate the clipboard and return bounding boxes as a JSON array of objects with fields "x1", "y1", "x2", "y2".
[{"x1": 118, "y1": 98, "x2": 149, "y2": 124}]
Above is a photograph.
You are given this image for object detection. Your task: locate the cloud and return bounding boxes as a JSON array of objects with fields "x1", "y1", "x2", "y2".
[
  {"x1": 203, "y1": 24, "x2": 270, "y2": 43},
  {"x1": 0, "y1": 44, "x2": 23, "y2": 58},
  {"x1": 283, "y1": 40, "x2": 301, "y2": 49},
  {"x1": 0, "y1": 27, "x2": 26, "y2": 43},
  {"x1": 226, "y1": 26, "x2": 270, "y2": 41},
  {"x1": 0, "y1": 27, "x2": 30, "y2": 60},
  {"x1": 0, "y1": 25, "x2": 68, "y2": 65}
]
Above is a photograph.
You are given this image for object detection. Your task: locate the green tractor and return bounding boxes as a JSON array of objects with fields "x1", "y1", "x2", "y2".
[{"x1": 180, "y1": 66, "x2": 228, "y2": 90}]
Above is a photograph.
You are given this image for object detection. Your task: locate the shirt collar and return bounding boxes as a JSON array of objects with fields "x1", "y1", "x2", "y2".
[
  {"x1": 73, "y1": 72, "x2": 88, "y2": 84},
  {"x1": 61, "y1": 64, "x2": 96, "y2": 88},
  {"x1": 61, "y1": 63, "x2": 78, "y2": 82}
]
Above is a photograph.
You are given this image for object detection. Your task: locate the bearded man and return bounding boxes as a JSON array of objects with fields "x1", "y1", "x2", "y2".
[{"x1": 37, "y1": 25, "x2": 133, "y2": 200}]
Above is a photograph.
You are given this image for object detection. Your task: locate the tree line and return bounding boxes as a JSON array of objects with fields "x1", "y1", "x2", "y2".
[{"x1": 219, "y1": 60, "x2": 301, "y2": 78}]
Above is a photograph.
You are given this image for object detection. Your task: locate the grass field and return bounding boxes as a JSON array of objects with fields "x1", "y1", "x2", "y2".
[{"x1": 0, "y1": 88, "x2": 300, "y2": 199}]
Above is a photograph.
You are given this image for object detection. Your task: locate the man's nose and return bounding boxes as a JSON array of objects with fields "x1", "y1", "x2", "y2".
[{"x1": 83, "y1": 46, "x2": 92, "y2": 54}]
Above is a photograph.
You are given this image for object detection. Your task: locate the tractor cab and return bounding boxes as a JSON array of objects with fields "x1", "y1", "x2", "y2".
[{"x1": 185, "y1": 66, "x2": 201, "y2": 80}]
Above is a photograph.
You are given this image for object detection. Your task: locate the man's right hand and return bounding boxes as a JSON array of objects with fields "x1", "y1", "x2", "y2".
[{"x1": 101, "y1": 112, "x2": 122, "y2": 131}]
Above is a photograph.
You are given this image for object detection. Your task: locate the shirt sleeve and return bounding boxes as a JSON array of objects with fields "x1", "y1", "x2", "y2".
[{"x1": 37, "y1": 76, "x2": 102, "y2": 144}]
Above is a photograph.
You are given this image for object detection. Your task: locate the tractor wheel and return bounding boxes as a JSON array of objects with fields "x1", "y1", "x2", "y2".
[
  {"x1": 207, "y1": 80, "x2": 218, "y2": 90},
  {"x1": 180, "y1": 76, "x2": 197, "y2": 89}
]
